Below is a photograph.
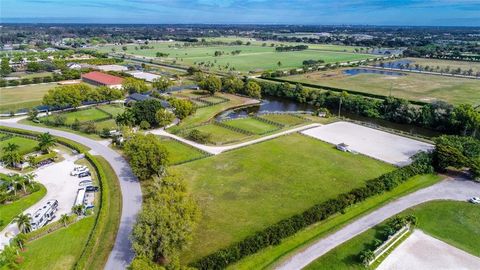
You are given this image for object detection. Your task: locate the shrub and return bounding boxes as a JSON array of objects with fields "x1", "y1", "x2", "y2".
[
  {"x1": 187, "y1": 129, "x2": 211, "y2": 144},
  {"x1": 139, "y1": 120, "x2": 151, "y2": 130}
]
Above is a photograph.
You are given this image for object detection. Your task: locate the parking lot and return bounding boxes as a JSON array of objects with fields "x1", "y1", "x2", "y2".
[
  {"x1": 0, "y1": 151, "x2": 95, "y2": 249},
  {"x1": 302, "y1": 121, "x2": 434, "y2": 166},
  {"x1": 377, "y1": 230, "x2": 480, "y2": 270}
]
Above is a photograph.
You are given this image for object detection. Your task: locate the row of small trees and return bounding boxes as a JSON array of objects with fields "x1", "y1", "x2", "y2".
[{"x1": 197, "y1": 73, "x2": 262, "y2": 98}]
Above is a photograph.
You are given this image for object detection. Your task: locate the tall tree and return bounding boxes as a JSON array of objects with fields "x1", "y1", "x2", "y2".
[
  {"x1": 152, "y1": 77, "x2": 173, "y2": 92},
  {"x1": 123, "y1": 134, "x2": 169, "y2": 180},
  {"x1": 37, "y1": 132, "x2": 56, "y2": 153},
  {"x1": 199, "y1": 75, "x2": 221, "y2": 95},
  {"x1": 244, "y1": 81, "x2": 262, "y2": 99},
  {"x1": 122, "y1": 77, "x2": 149, "y2": 94},
  {"x1": 14, "y1": 214, "x2": 32, "y2": 234},
  {"x1": 155, "y1": 109, "x2": 175, "y2": 128}
]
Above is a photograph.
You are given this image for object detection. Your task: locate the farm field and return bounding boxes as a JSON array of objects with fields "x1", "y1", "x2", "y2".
[
  {"x1": 0, "y1": 82, "x2": 59, "y2": 113},
  {"x1": 286, "y1": 68, "x2": 480, "y2": 104},
  {"x1": 158, "y1": 136, "x2": 207, "y2": 165},
  {"x1": 174, "y1": 133, "x2": 394, "y2": 262},
  {"x1": 221, "y1": 117, "x2": 280, "y2": 134},
  {"x1": 0, "y1": 136, "x2": 39, "y2": 155},
  {"x1": 96, "y1": 41, "x2": 372, "y2": 72},
  {"x1": 305, "y1": 200, "x2": 480, "y2": 270}
]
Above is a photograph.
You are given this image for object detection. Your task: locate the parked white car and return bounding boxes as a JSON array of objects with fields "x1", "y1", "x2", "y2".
[
  {"x1": 71, "y1": 166, "x2": 89, "y2": 176},
  {"x1": 79, "y1": 180, "x2": 93, "y2": 187},
  {"x1": 469, "y1": 197, "x2": 480, "y2": 204}
]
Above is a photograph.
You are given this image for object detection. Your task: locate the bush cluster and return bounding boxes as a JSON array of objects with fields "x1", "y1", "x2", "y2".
[{"x1": 192, "y1": 153, "x2": 433, "y2": 269}]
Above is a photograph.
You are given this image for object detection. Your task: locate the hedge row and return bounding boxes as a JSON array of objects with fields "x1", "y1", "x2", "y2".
[{"x1": 192, "y1": 154, "x2": 434, "y2": 269}]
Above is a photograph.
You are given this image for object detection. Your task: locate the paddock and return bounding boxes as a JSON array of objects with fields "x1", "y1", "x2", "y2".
[
  {"x1": 301, "y1": 121, "x2": 433, "y2": 166},
  {"x1": 377, "y1": 230, "x2": 480, "y2": 270}
]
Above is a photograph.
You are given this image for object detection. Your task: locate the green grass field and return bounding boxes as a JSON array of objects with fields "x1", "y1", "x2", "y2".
[
  {"x1": 0, "y1": 83, "x2": 58, "y2": 113},
  {"x1": 230, "y1": 174, "x2": 441, "y2": 270},
  {"x1": 97, "y1": 104, "x2": 125, "y2": 116},
  {"x1": 186, "y1": 124, "x2": 251, "y2": 145},
  {"x1": 94, "y1": 119, "x2": 118, "y2": 131},
  {"x1": 158, "y1": 137, "x2": 207, "y2": 164},
  {"x1": 398, "y1": 57, "x2": 480, "y2": 74},
  {"x1": 43, "y1": 107, "x2": 110, "y2": 125},
  {"x1": 175, "y1": 134, "x2": 393, "y2": 262},
  {"x1": 97, "y1": 41, "x2": 371, "y2": 72},
  {"x1": 0, "y1": 136, "x2": 39, "y2": 155},
  {"x1": 258, "y1": 114, "x2": 307, "y2": 126},
  {"x1": 287, "y1": 68, "x2": 480, "y2": 105},
  {"x1": 304, "y1": 200, "x2": 480, "y2": 270},
  {"x1": 0, "y1": 184, "x2": 46, "y2": 231},
  {"x1": 21, "y1": 216, "x2": 95, "y2": 270},
  {"x1": 222, "y1": 117, "x2": 280, "y2": 134}
]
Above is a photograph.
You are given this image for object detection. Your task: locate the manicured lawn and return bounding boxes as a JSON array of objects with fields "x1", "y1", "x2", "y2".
[
  {"x1": 258, "y1": 114, "x2": 307, "y2": 126},
  {"x1": 175, "y1": 134, "x2": 394, "y2": 262},
  {"x1": 303, "y1": 200, "x2": 480, "y2": 270},
  {"x1": 198, "y1": 96, "x2": 228, "y2": 104},
  {"x1": 222, "y1": 117, "x2": 280, "y2": 134},
  {"x1": 158, "y1": 137, "x2": 207, "y2": 165},
  {"x1": 187, "y1": 124, "x2": 251, "y2": 145},
  {"x1": 95, "y1": 119, "x2": 118, "y2": 131},
  {"x1": 0, "y1": 184, "x2": 47, "y2": 231},
  {"x1": 43, "y1": 108, "x2": 110, "y2": 125},
  {"x1": 0, "y1": 136, "x2": 39, "y2": 155},
  {"x1": 0, "y1": 82, "x2": 58, "y2": 113},
  {"x1": 287, "y1": 68, "x2": 480, "y2": 105},
  {"x1": 21, "y1": 216, "x2": 95, "y2": 270},
  {"x1": 230, "y1": 174, "x2": 441, "y2": 270}
]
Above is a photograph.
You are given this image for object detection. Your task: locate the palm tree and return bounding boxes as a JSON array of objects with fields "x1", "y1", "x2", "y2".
[
  {"x1": 72, "y1": 204, "x2": 85, "y2": 216},
  {"x1": 37, "y1": 132, "x2": 55, "y2": 153},
  {"x1": 13, "y1": 233, "x2": 27, "y2": 250},
  {"x1": 60, "y1": 214, "x2": 69, "y2": 227},
  {"x1": 3, "y1": 142, "x2": 19, "y2": 153},
  {"x1": 13, "y1": 213, "x2": 32, "y2": 234}
]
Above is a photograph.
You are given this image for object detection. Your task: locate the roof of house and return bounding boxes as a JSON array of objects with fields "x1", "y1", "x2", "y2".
[{"x1": 82, "y1": 71, "x2": 124, "y2": 85}]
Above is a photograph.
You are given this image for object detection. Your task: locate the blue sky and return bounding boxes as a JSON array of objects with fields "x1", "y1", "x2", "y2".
[{"x1": 1, "y1": 0, "x2": 479, "y2": 26}]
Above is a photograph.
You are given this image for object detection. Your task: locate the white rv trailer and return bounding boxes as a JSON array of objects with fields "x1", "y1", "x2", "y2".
[
  {"x1": 74, "y1": 188, "x2": 86, "y2": 207},
  {"x1": 29, "y1": 199, "x2": 58, "y2": 230}
]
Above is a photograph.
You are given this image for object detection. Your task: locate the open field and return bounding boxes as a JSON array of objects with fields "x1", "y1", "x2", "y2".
[
  {"x1": 0, "y1": 136, "x2": 39, "y2": 155},
  {"x1": 21, "y1": 216, "x2": 95, "y2": 270},
  {"x1": 0, "y1": 82, "x2": 58, "y2": 112},
  {"x1": 304, "y1": 200, "x2": 480, "y2": 270},
  {"x1": 286, "y1": 68, "x2": 480, "y2": 104},
  {"x1": 230, "y1": 174, "x2": 441, "y2": 270},
  {"x1": 97, "y1": 41, "x2": 371, "y2": 72},
  {"x1": 43, "y1": 107, "x2": 110, "y2": 125},
  {"x1": 222, "y1": 117, "x2": 280, "y2": 134},
  {"x1": 158, "y1": 136, "x2": 207, "y2": 164},
  {"x1": 377, "y1": 230, "x2": 480, "y2": 270},
  {"x1": 302, "y1": 122, "x2": 433, "y2": 166},
  {"x1": 258, "y1": 114, "x2": 307, "y2": 126},
  {"x1": 97, "y1": 104, "x2": 125, "y2": 116},
  {"x1": 175, "y1": 133, "x2": 393, "y2": 262},
  {"x1": 0, "y1": 184, "x2": 46, "y2": 231}
]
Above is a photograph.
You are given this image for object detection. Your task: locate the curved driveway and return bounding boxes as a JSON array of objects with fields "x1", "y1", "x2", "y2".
[
  {"x1": 275, "y1": 177, "x2": 480, "y2": 270},
  {"x1": 0, "y1": 118, "x2": 141, "y2": 270}
]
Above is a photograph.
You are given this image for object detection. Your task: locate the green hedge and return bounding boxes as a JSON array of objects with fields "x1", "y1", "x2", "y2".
[{"x1": 192, "y1": 153, "x2": 434, "y2": 269}]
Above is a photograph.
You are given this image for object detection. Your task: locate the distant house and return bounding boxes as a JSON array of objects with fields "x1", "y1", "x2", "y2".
[
  {"x1": 81, "y1": 71, "x2": 124, "y2": 89},
  {"x1": 336, "y1": 143, "x2": 351, "y2": 152}
]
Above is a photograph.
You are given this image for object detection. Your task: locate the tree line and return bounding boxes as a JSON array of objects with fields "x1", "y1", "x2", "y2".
[
  {"x1": 256, "y1": 80, "x2": 480, "y2": 137},
  {"x1": 275, "y1": 45, "x2": 309, "y2": 52}
]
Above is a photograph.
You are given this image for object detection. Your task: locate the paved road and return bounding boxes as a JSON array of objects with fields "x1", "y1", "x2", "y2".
[
  {"x1": 149, "y1": 123, "x2": 322, "y2": 155},
  {"x1": 275, "y1": 177, "x2": 480, "y2": 270},
  {"x1": 0, "y1": 118, "x2": 141, "y2": 270}
]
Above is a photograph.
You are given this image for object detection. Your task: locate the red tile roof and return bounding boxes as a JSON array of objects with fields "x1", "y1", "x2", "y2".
[{"x1": 81, "y1": 71, "x2": 124, "y2": 85}]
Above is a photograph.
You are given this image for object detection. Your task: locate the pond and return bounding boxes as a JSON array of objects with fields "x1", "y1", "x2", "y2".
[
  {"x1": 217, "y1": 96, "x2": 441, "y2": 138},
  {"x1": 217, "y1": 96, "x2": 315, "y2": 119},
  {"x1": 343, "y1": 68, "x2": 406, "y2": 76}
]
